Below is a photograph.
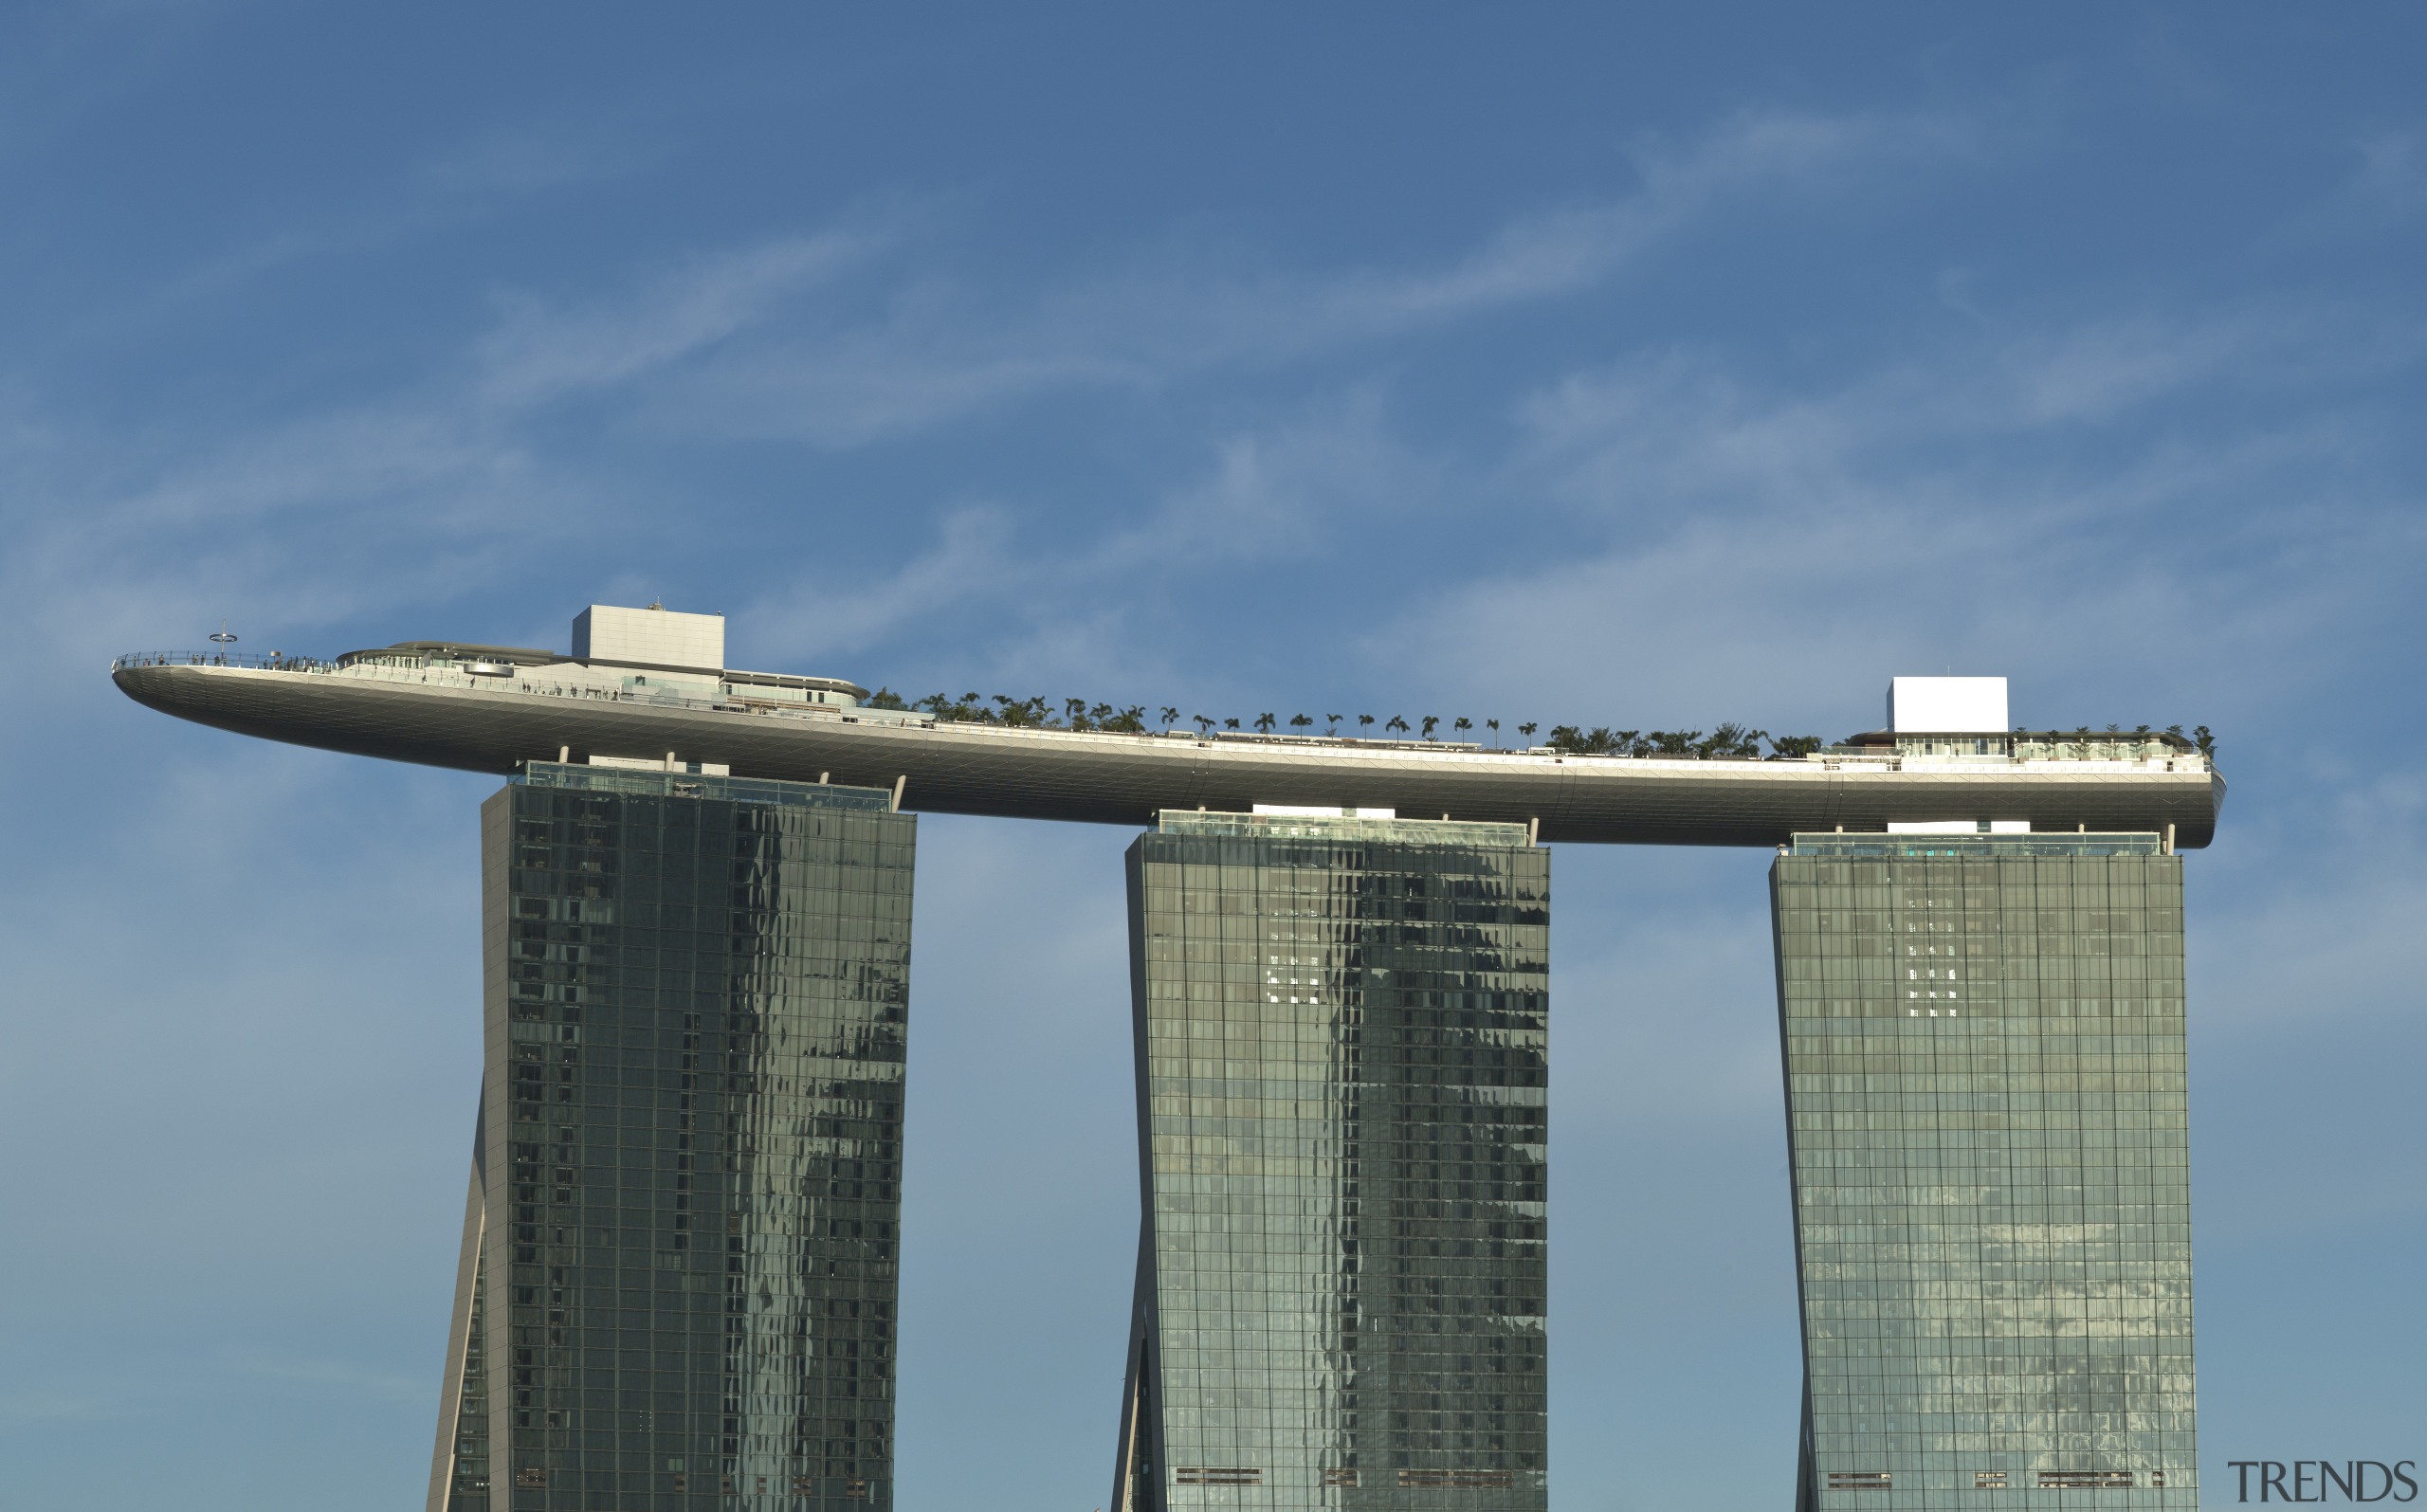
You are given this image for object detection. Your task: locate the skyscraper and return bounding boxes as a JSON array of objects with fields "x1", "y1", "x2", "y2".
[
  {"x1": 111, "y1": 627, "x2": 2230, "y2": 1506},
  {"x1": 1772, "y1": 831, "x2": 2197, "y2": 1508},
  {"x1": 1112, "y1": 811, "x2": 1550, "y2": 1511},
  {"x1": 429, "y1": 763, "x2": 916, "y2": 1512}
]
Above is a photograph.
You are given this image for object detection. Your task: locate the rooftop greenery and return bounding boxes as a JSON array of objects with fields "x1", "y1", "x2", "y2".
[
  {"x1": 2034, "y1": 722, "x2": 2217, "y2": 756},
  {"x1": 868, "y1": 691, "x2": 1828, "y2": 756},
  {"x1": 867, "y1": 691, "x2": 2217, "y2": 760}
]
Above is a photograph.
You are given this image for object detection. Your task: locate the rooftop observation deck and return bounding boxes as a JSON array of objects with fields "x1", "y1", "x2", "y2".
[
  {"x1": 110, "y1": 647, "x2": 2225, "y2": 849},
  {"x1": 1787, "y1": 831, "x2": 2169, "y2": 859}
]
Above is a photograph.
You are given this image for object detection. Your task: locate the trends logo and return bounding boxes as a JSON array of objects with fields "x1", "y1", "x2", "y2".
[{"x1": 2227, "y1": 1462, "x2": 2418, "y2": 1503}]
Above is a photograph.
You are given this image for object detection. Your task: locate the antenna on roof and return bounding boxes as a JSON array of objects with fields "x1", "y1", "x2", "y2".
[{"x1": 647, "y1": 599, "x2": 663, "y2": 610}]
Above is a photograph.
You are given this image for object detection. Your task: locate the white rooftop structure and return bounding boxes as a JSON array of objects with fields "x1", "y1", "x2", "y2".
[
  {"x1": 1889, "y1": 676, "x2": 2009, "y2": 734},
  {"x1": 573, "y1": 604, "x2": 724, "y2": 672}
]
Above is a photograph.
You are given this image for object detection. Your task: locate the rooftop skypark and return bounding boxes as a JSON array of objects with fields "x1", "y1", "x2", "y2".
[
  {"x1": 112, "y1": 604, "x2": 2226, "y2": 848},
  {"x1": 113, "y1": 643, "x2": 2215, "y2": 764},
  {"x1": 108, "y1": 600, "x2": 2228, "y2": 1512}
]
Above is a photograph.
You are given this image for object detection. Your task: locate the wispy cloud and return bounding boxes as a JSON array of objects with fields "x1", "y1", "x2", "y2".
[
  {"x1": 1401, "y1": 305, "x2": 2427, "y2": 730},
  {"x1": 2349, "y1": 130, "x2": 2427, "y2": 216},
  {"x1": 413, "y1": 122, "x2": 657, "y2": 201},
  {"x1": 76, "y1": 117, "x2": 666, "y2": 346},
  {"x1": 1180, "y1": 105, "x2": 1989, "y2": 354},
  {"x1": 743, "y1": 505, "x2": 1017, "y2": 668},
  {"x1": 475, "y1": 229, "x2": 887, "y2": 407},
  {"x1": 0, "y1": 392, "x2": 572, "y2": 684},
  {"x1": 1079, "y1": 391, "x2": 1422, "y2": 570},
  {"x1": 496, "y1": 105, "x2": 1988, "y2": 446},
  {"x1": 0, "y1": 97, "x2": 2004, "y2": 686},
  {"x1": 735, "y1": 392, "x2": 1432, "y2": 691},
  {"x1": 2268, "y1": 127, "x2": 2427, "y2": 250}
]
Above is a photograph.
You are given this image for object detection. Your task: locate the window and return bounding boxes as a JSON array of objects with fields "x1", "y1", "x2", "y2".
[
  {"x1": 1399, "y1": 1469, "x2": 1515, "y2": 1488},
  {"x1": 2037, "y1": 1470, "x2": 2135, "y2": 1490},
  {"x1": 1827, "y1": 1471, "x2": 1891, "y2": 1490}
]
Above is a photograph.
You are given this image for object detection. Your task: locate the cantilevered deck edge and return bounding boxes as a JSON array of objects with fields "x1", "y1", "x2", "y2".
[{"x1": 114, "y1": 663, "x2": 2222, "y2": 848}]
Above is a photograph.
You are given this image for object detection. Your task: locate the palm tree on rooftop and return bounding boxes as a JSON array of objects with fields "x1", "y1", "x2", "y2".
[
  {"x1": 1160, "y1": 706, "x2": 1179, "y2": 729},
  {"x1": 1421, "y1": 716, "x2": 1439, "y2": 740},
  {"x1": 1519, "y1": 722, "x2": 1538, "y2": 742},
  {"x1": 1486, "y1": 719, "x2": 1500, "y2": 746},
  {"x1": 1326, "y1": 712, "x2": 1343, "y2": 736},
  {"x1": 1255, "y1": 712, "x2": 1276, "y2": 734},
  {"x1": 1194, "y1": 715, "x2": 1215, "y2": 735},
  {"x1": 1453, "y1": 717, "x2": 1471, "y2": 740},
  {"x1": 1358, "y1": 714, "x2": 1375, "y2": 736},
  {"x1": 1290, "y1": 714, "x2": 1313, "y2": 734},
  {"x1": 1386, "y1": 716, "x2": 1410, "y2": 737}
]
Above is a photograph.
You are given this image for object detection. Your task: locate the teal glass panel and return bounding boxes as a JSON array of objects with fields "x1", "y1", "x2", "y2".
[
  {"x1": 1773, "y1": 837, "x2": 2197, "y2": 1510},
  {"x1": 460, "y1": 764, "x2": 914, "y2": 1512},
  {"x1": 1116, "y1": 811, "x2": 1550, "y2": 1511}
]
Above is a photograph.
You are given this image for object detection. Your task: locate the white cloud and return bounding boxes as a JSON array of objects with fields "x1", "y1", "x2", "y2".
[
  {"x1": 1397, "y1": 305, "x2": 2426, "y2": 735},
  {"x1": 413, "y1": 123, "x2": 654, "y2": 201},
  {"x1": 2267, "y1": 127, "x2": 2427, "y2": 249},
  {"x1": 730, "y1": 392, "x2": 1432, "y2": 696},
  {"x1": 504, "y1": 105, "x2": 1990, "y2": 446},
  {"x1": 741, "y1": 505, "x2": 1017, "y2": 668},
  {"x1": 0, "y1": 96, "x2": 2012, "y2": 693},
  {"x1": 0, "y1": 395, "x2": 574, "y2": 691},
  {"x1": 1082, "y1": 391, "x2": 1421, "y2": 568},
  {"x1": 475, "y1": 229, "x2": 885, "y2": 407},
  {"x1": 1291, "y1": 106, "x2": 1983, "y2": 340}
]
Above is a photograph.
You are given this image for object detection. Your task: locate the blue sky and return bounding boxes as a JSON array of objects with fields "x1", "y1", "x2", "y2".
[{"x1": 4, "y1": 6, "x2": 2424, "y2": 1508}]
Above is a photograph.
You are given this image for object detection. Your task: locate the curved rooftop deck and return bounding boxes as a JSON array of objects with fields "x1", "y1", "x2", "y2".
[{"x1": 111, "y1": 649, "x2": 2223, "y2": 848}]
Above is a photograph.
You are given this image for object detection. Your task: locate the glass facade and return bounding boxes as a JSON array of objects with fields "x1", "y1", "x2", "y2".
[
  {"x1": 429, "y1": 763, "x2": 915, "y2": 1512},
  {"x1": 1112, "y1": 811, "x2": 1550, "y2": 1512},
  {"x1": 1772, "y1": 833, "x2": 2197, "y2": 1509}
]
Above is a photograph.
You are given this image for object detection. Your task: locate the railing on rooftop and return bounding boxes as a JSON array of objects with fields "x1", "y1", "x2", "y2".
[
  {"x1": 1788, "y1": 832, "x2": 2165, "y2": 859},
  {"x1": 1850, "y1": 732, "x2": 2198, "y2": 762},
  {"x1": 114, "y1": 650, "x2": 337, "y2": 674},
  {"x1": 1158, "y1": 811, "x2": 1533, "y2": 846},
  {"x1": 514, "y1": 761, "x2": 895, "y2": 811},
  {"x1": 113, "y1": 653, "x2": 2211, "y2": 772}
]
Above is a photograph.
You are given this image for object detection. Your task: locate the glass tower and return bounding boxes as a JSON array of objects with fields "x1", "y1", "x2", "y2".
[
  {"x1": 1111, "y1": 811, "x2": 1551, "y2": 1512},
  {"x1": 1771, "y1": 832, "x2": 2197, "y2": 1509},
  {"x1": 429, "y1": 763, "x2": 915, "y2": 1512}
]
